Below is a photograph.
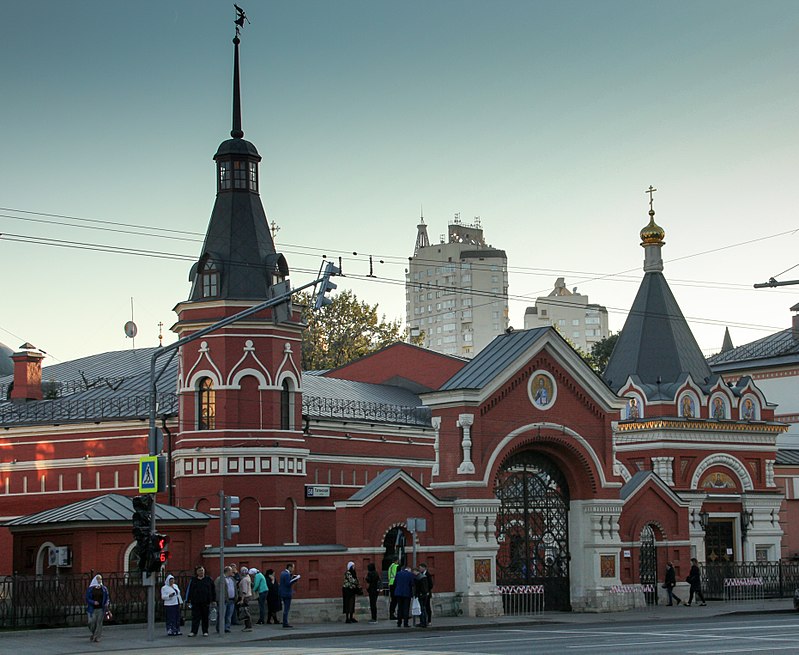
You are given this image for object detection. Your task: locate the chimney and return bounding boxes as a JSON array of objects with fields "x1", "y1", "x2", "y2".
[
  {"x1": 10, "y1": 343, "x2": 44, "y2": 402},
  {"x1": 792, "y1": 303, "x2": 799, "y2": 341}
]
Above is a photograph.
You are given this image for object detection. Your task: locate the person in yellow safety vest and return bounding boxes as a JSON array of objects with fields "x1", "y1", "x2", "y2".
[{"x1": 388, "y1": 557, "x2": 399, "y2": 620}]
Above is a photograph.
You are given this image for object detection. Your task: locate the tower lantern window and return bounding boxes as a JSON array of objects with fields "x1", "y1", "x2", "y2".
[
  {"x1": 218, "y1": 161, "x2": 232, "y2": 191},
  {"x1": 233, "y1": 161, "x2": 247, "y2": 189},
  {"x1": 249, "y1": 161, "x2": 258, "y2": 192}
]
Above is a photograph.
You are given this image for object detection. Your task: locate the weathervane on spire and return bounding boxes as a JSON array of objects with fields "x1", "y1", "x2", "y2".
[
  {"x1": 234, "y1": 4, "x2": 250, "y2": 37},
  {"x1": 645, "y1": 185, "x2": 657, "y2": 211}
]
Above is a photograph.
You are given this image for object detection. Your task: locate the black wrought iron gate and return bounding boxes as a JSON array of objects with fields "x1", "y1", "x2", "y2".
[
  {"x1": 639, "y1": 524, "x2": 658, "y2": 605},
  {"x1": 495, "y1": 451, "x2": 571, "y2": 611}
]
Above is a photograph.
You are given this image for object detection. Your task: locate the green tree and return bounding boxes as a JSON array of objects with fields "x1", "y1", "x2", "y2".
[
  {"x1": 583, "y1": 333, "x2": 619, "y2": 374},
  {"x1": 296, "y1": 289, "x2": 408, "y2": 370}
]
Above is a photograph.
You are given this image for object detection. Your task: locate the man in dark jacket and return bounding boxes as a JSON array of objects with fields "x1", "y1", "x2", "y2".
[
  {"x1": 663, "y1": 561, "x2": 682, "y2": 606},
  {"x1": 278, "y1": 563, "x2": 301, "y2": 627},
  {"x1": 413, "y1": 566, "x2": 430, "y2": 628},
  {"x1": 686, "y1": 558, "x2": 707, "y2": 606},
  {"x1": 419, "y1": 563, "x2": 434, "y2": 625},
  {"x1": 393, "y1": 565, "x2": 414, "y2": 628},
  {"x1": 186, "y1": 566, "x2": 215, "y2": 637}
]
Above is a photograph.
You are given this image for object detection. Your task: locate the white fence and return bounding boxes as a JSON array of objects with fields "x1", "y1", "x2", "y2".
[{"x1": 497, "y1": 584, "x2": 545, "y2": 615}]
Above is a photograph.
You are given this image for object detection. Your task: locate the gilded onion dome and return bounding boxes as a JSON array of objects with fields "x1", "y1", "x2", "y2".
[{"x1": 640, "y1": 208, "x2": 665, "y2": 245}]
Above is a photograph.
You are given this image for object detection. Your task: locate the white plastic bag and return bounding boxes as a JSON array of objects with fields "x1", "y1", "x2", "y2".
[
  {"x1": 411, "y1": 597, "x2": 422, "y2": 616},
  {"x1": 209, "y1": 605, "x2": 218, "y2": 624}
]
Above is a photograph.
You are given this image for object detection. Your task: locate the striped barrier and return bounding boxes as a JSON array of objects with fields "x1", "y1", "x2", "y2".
[{"x1": 724, "y1": 577, "x2": 765, "y2": 605}]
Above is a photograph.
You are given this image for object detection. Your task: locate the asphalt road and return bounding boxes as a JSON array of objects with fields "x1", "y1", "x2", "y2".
[{"x1": 222, "y1": 615, "x2": 799, "y2": 655}]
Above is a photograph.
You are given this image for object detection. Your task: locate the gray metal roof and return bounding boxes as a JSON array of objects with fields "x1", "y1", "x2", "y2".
[
  {"x1": 708, "y1": 328, "x2": 799, "y2": 369},
  {"x1": 0, "y1": 346, "x2": 430, "y2": 428},
  {"x1": 439, "y1": 328, "x2": 549, "y2": 390},
  {"x1": 348, "y1": 468, "x2": 403, "y2": 501},
  {"x1": 776, "y1": 449, "x2": 799, "y2": 466},
  {"x1": 0, "y1": 347, "x2": 178, "y2": 427},
  {"x1": 3, "y1": 493, "x2": 213, "y2": 527},
  {"x1": 603, "y1": 272, "x2": 712, "y2": 393}
]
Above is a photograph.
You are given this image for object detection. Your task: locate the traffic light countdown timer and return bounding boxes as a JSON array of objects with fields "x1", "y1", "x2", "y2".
[{"x1": 131, "y1": 495, "x2": 171, "y2": 573}]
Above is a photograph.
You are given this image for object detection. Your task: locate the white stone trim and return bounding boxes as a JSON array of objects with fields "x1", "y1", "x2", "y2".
[{"x1": 690, "y1": 453, "x2": 754, "y2": 491}]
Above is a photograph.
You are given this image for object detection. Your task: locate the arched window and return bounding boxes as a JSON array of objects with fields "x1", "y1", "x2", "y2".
[
  {"x1": 198, "y1": 377, "x2": 216, "y2": 430},
  {"x1": 200, "y1": 260, "x2": 219, "y2": 298},
  {"x1": 280, "y1": 379, "x2": 294, "y2": 430}
]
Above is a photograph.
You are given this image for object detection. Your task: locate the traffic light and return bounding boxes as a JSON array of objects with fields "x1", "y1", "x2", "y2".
[
  {"x1": 131, "y1": 495, "x2": 153, "y2": 571},
  {"x1": 150, "y1": 533, "x2": 171, "y2": 571},
  {"x1": 314, "y1": 261, "x2": 339, "y2": 310},
  {"x1": 224, "y1": 495, "x2": 240, "y2": 541}
]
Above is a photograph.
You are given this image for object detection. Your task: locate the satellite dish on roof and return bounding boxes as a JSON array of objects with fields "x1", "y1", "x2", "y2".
[{"x1": 124, "y1": 321, "x2": 138, "y2": 339}]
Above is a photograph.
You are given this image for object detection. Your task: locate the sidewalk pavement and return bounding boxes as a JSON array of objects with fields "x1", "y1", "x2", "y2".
[{"x1": 1, "y1": 597, "x2": 794, "y2": 655}]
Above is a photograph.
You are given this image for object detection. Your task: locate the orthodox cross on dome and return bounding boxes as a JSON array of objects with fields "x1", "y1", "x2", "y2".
[
  {"x1": 270, "y1": 220, "x2": 281, "y2": 240},
  {"x1": 645, "y1": 185, "x2": 657, "y2": 211}
]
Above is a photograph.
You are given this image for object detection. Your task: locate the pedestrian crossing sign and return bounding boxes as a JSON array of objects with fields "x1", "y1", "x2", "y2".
[{"x1": 139, "y1": 456, "x2": 158, "y2": 493}]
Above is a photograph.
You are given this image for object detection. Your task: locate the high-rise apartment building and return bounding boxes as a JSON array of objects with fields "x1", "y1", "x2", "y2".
[
  {"x1": 523, "y1": 277, "x2": 609, "y2": 352},
  {"x1": 406, "y1": 216, "x2": 508, "y2": 357}
]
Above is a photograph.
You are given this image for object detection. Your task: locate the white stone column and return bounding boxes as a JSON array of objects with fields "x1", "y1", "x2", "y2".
[
  {"x1": 456, "y1": 414, "x2": 475, "y2": 475},
  {"x1": 452, "y1": 499, "x2": 503, "y2": 617},
  {"x1": 569, "y1": 499, "x2": 627, "y2": 612},
  {"x1": 683, "y1": 493, "x2": 708, "y2": 562},
  {"x1": 431, "y1": 416, "x2": 441, "y2": 477},
  {"x1": 742, "y1": 493, "x2": 783, "y2": 561}
]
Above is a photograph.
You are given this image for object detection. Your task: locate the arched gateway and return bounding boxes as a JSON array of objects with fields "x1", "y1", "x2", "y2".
[{"x1": 495, "y1": 450, "x2": 571, "y2": 610}]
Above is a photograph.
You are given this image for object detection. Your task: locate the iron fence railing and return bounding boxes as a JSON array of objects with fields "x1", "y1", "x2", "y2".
[
  {"x1": 0, "y1": 394, "x2": 179, "y2": 427},
  {"x1": 702, "y1": 561, "x2": 799, "y2": 600},
  {"x1": 303, "y1": 396, "x2": 432, "y2": 426},
  {"x1": 0, "y1": 570, "x2": 193, "y2": 629}
]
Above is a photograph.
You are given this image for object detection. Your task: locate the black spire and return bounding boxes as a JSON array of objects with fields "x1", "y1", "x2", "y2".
[
  {"x1": 186, "y1": 7, "x2": 289, "y2": 303},
  {"x1": 231, "y1": 35, "x2": 244, "y2": 139}
]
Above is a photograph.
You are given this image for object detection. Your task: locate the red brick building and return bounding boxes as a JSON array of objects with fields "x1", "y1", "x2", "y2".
[{"x1": 0, "y1": 30, "x2": 789, "y2": 617}]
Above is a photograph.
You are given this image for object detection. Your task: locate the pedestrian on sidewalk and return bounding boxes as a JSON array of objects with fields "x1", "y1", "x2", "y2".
[
  {"x1": 365, "y1": 562, "x2": 381, "y2": 623},
  {"x1": 215, "y1": 566, "x2": 238, "y2": 633},
  {"x1": 419, "y1": 563, "x2": 434, "y2": 625},
  {"x1": 685, "y1": 558, "x2": 707, "y2": 606},
  {"x1": 265, "y1": 569, "x2": 282, "y2": 624},
  {"x1": 393, "y1": 564, "x2": 414, "y2": 628},
  {"x1": 160, "y1": 574, "x2": 184, "y2": 635},
  {"x1": 663, "y1": 562, "x2": 682, "y2": 606},
  {"x1": 413, "y1": 566, "x2": 429, "y2": 628},
  {"x1": 388, "y1": 556, "x2": 399, "y2": 620},
  {"x1": 279, "y1": 563, "x2": 301, "y2": 627},
  {"x1": 86, "y1": 574, "x2": 110, "y2": 643},
  {"x1": 342, "y1": 561, "x2": 361, "y2": 623},
  {"x1": 238, "y1": 568, "x2": 254, "y2": 632},
  {"x1": 251, "y1": 568, "x2": 268, "y2": 624},
  {"x1": 186, "y1": 565, "x2": 215, "y2": 637}
]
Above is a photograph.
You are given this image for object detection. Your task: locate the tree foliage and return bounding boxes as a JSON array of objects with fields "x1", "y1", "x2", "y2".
[
  {"x1": 296, "y1": 289, "x2": 414, "y2": 370},
  {"x1": 582, "y1": 333, "x2": 619, "y2": 374}
]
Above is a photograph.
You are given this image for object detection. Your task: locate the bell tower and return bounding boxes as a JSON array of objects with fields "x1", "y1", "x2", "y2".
[{"x1": 171, "y1": 12, "x2": 307, "y2": 537}]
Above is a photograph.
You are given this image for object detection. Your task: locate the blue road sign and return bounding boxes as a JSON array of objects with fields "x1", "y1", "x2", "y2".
[{"x1": 139, "y1": 456, "x2": 158, "y2": 493}]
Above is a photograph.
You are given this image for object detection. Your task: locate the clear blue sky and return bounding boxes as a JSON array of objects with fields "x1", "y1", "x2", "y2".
[{"x1": 1, "y1": 1, "x2": 798, "y2": 364}]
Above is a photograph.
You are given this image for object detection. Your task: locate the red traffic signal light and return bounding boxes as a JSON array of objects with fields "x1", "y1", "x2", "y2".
[{"x1": 147, "y1": 533, "x2": 171, "y2": 570}]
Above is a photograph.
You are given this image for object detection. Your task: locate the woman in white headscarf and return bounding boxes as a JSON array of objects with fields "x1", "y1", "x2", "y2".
[
  {"x1": 85, "y1": 574, "x2": 110, "y2": 642},
  {"x1": 160, "y1": 574, "x2": 183, "y2": 635},
  {"x1": 342, "y1": 561, "x2": 361, "y2": 623}
]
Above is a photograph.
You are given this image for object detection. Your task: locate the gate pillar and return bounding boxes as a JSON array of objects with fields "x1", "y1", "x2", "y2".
[
  {"x1": 453, "y1": 499, "x2": 503, "y2": 617},
  {"x1": 569, "y1": 499, "x2": 632, "y2": 612}
]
